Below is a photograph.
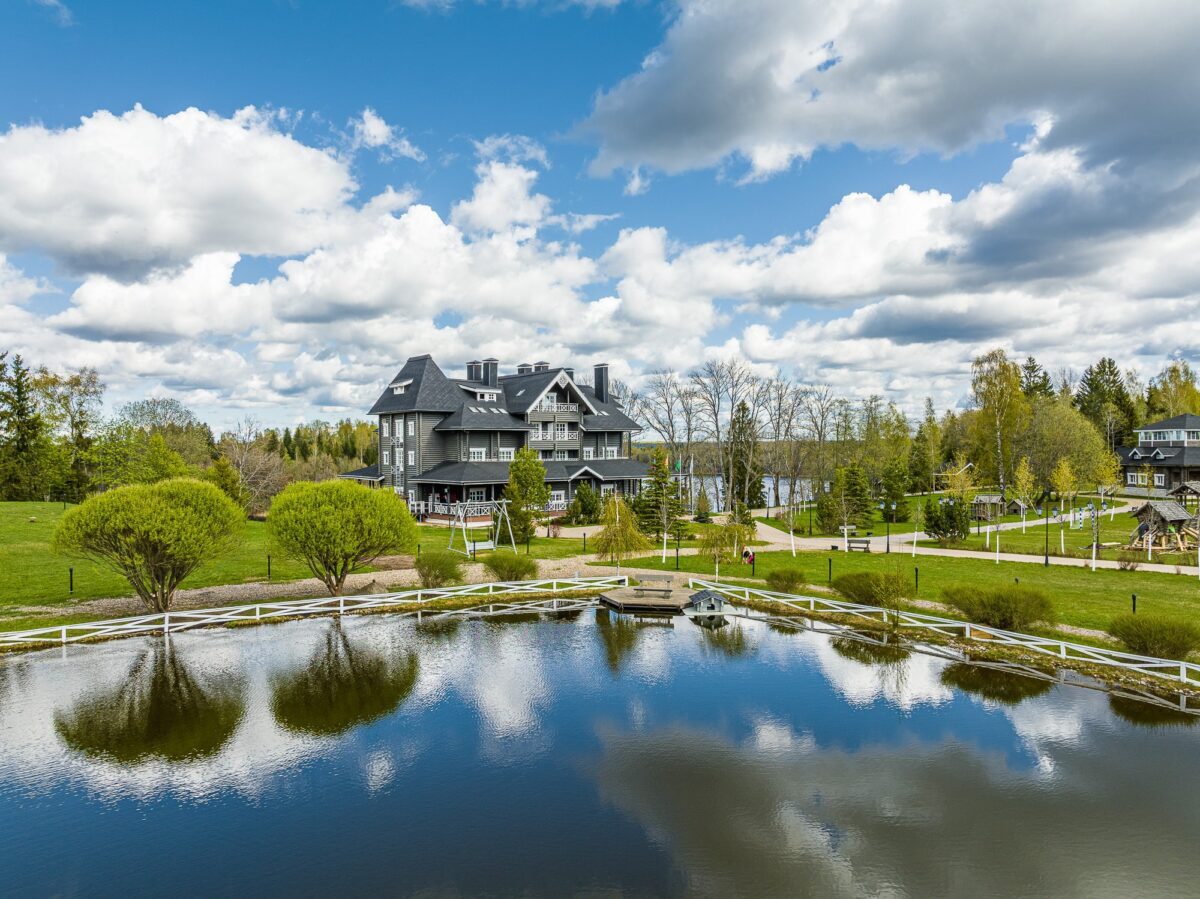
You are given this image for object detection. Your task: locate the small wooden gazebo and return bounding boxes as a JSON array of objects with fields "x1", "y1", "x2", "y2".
[
  {"x1": 1128, "y1": 500, "x2": 1197, "y2": 552},
  {"x1": 1167, "y1": 481, "x2": 1200, "y2": 513}
]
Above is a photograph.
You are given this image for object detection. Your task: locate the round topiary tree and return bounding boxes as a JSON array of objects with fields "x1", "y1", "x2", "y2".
[
  {"x1": 267, "y1": 480, "x2": 417, "y2": 596},
  {"x1": 52, "y1": 477, "x2": 244, "y2": 612}
]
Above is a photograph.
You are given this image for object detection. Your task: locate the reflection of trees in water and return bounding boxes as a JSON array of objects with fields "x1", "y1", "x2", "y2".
[
  {"x1": 596, "y1": 607, "x2": 640, "y2": 674},
  {"x1": 939, "y1": 662, "x2": 1054, "y2": 707},
  {"x1": 271, "y1": 624, "x2": 419, "y2": 737},
  {"x1": 830, "y1": 635, "x2": 911, "y2": 666},
  {"x1": 1109, "y1": 694, "x2": 1199, "y2": 728},
  {"x1": 483, "y1": 612, "x2": 543, "y2": 628},
  {"x1": 55, "y1": 641, "x2": 244, "y2": 763},
  {"x1": 697, "y1": 619, "x2": 754, "y2": 658},
  {"x1": 414, "y1": 616, "x2": 462, "y2": 642}
]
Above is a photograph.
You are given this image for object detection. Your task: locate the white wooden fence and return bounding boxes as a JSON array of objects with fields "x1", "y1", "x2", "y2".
[
  {"x1": 689, "y1": 579, "x2": 1200, "y2": 687},
  {"x1": 0, "y1": 576, "x2": 628, "y2": 650}
]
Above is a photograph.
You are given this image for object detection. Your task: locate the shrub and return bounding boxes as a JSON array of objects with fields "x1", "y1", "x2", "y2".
[
  {"x1": 268, "y1": 480, "x2": 417, "y2": 596},
  {"x1": 830, "y1": 570, "x2": 910, "y2": 625},
  {"x1": 414, "y1": 549, "x2": 464, "y2": 588},
  {"x1": 1107, "y1": 614, "x2": 1200, "y2": 660},
  {"x1": 482, "y1": 552, "x2": 538, "y2": 582},
  {"x1": 831, "y1": 572, "x2": 884, "y2": 604},
  {"x1": 766, "y1": 568, "x2": 806, "y2": 595},
  {"x1": 52, "y1": 478, "x2": 244, "y2": 612},
  {"x1": 941, "y1": 584, "x2": 1055, "y2": 631}
]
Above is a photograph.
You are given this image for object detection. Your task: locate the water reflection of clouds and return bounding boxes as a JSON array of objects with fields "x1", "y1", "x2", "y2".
[{"x1": 591, "y1": 716, "x2": 1200, "y2": 897}]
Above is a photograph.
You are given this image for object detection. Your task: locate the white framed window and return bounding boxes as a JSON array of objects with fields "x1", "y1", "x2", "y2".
[
  {"x1": 407, "y1": 450, "x2": 415, "y2": 466},
  {"x1": 392, "y1": 384, "x2": 406, "y2": 395},
  {"x1": 381, "y1": 418, "x2": 389, "y2": 437},
  {"x1": 554, "y1": 450, "x2": 569, "y2": 460},
  {"x1": 605, "y1": 446, "x2": 618, "y2": 459},
  {"x1": 1154, "y1": 473, "x2": 1166, "y2": 487},
  {"x1": 583, "y1": 447, "x2": 594, "y2": 460},
  {"x1": 382, "y1": 451, "x2": 390, "y2": 465},
  {"x1": 407, "y1": 419, "x2": 415, "y2": 437},
  {"x1": 406, "y1": 490, "x2": 416, "y2": 507},
  {"x1": 601, "y1": 484, "x2": 615, "y2": 496},
  {"x1": 469, "y1": 487, "x2": 488, "y2": 502},
  {"x1": 1127, "y1": 472, "x2": 1138, "y2": 485},
  {"x1": 469, "y1": 447, "x2": 487, "y2": 461},
  {"x1": 550, "y1": 489, "x2": 566, "y2": 504},
  {"x1": 555, "y1": 422, "x2": 570, "y2": 440},
  {"x1": 499, "y1": 448, "x2": 514, "y2": 461}
]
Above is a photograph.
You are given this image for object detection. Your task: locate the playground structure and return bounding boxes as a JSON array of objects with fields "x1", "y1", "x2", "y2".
[
  {"x1": 1127, "y1": 500, "x2": 1199, "y2": 552},
  {"x1": 446, "y1": 499, "x2": 517, "y2": 556}
]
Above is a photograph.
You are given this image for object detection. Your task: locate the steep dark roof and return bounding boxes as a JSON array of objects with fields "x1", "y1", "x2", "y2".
[
  {"x1": 368, "y1": 356, "x2": 464, "y2": 415},
  {"x1": 368, "y1": 356, "x2": 641, "y2": 430},
  {"x1": 1118, "y1": 445, "x2": 1200, "y2": 466},
  {"x1": 434, "y1": 408, "x2": 533, "y2": 431},
  {"x1": 577, "y1": 383, "x2": 641, "y2": 431},
  {"x1": 338, "y1": 464, "x2": 383, "y2": 482},
  {"x1": 410, "y1": 458, "x2": 651, "y2": 485},
  {"x1": 1138, "y1": 413, "x2": 1200, "y2": 431}
]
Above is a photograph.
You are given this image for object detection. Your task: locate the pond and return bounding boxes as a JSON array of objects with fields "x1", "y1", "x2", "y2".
[{"x1": 1, "y1": 606, "x2": 1197, "y2": 896}]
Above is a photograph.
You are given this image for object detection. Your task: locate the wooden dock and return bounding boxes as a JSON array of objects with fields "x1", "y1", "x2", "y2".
[{"x1": 599, "y1": 575, "x2": 691, "y2": 613}]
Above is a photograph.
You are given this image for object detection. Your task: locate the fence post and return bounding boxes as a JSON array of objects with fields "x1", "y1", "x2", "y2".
[
  {"x1": 61, "y1": 626, "x2": 67, "y2": 645},
  {"x1": 69, "y1": 567, "x2": 74, "y2": 594},
  {"x1": 828, "y1": 557, "x2": 832, "y2": 583},
  {"x1": 1132, "y1": 594, "x2": 1137, "y2": 614},
  {"x1": 267, "y1": 555, "x2": 271, "y2": 582},
  {"x1": 914, "y1": 566, "x2": 919, "y2": 595},
  {"x1": 163, "y1": 613, "x2": 169, "y2": 634}
]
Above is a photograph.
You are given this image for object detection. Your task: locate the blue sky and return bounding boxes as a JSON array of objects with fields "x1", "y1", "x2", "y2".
[{"x1": 2, "y1": 0, "x2": 1198, "y2": 428}]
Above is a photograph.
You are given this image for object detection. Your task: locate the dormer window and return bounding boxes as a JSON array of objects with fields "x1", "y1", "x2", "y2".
[
  {"x1": 476, "y1": 391, "x2": 498, "y2": 402},
  {"x1": 390, "y1": 378, "x2": 412, "y2": 395}
]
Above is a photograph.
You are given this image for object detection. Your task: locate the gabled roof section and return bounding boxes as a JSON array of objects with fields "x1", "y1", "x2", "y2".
[
  {"x1": 1132, "y1": 500, "x2": 1193, "y2": 522},
  {"x1": 501, "y1": 367, "x2": 598, "y2": 415},
  {"x1": 368, "y1": 355, "x2": 465, "y2": 415},
  {"x1": 577, "y1": 383, "x2": 641, "y2": 432},
  {"x1": 1139, "y1": 413, "x2": 1200, "y2": 431}
]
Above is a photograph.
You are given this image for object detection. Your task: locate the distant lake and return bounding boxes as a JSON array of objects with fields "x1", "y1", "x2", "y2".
[{"x1": 1, "y1": 607, "x2": 1197, "y2": 896}]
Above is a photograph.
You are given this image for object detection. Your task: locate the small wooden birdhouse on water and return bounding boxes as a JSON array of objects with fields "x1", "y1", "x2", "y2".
[
  {"x1": 1129, "y1": 500, "x2": 1197, "y2": 551},
  {"x1": 684, "y1": 589, "x2": 728, "y2": 618}
]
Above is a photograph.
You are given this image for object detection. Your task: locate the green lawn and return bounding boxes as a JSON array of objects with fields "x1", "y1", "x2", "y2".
[
  {"x1": 963, "y1": 511, "x2": 1199, "y2": 566},
  {"x1": 608, "y1": 546, "x2": 1200, "y2": 635},
  {"x1": 0, "y1": 502, "x2": 316, "y2": 610},
  {"x1": 758, "y1": 502, "x2": 1028, "y2": 539}
]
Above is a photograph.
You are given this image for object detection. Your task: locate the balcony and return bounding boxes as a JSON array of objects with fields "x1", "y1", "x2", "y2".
[{"x1": 534, "y1": 401, "x2": 578, "y2": 413}]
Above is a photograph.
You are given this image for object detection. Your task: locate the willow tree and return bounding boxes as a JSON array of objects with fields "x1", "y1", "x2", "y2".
[
  {"x1": 591, "y1": 494, "x2": 650, "y2": 575},
  {"x1": 53, "y1": 478, "x2": 244, "y2": 612},
  {"x1": 698, "y1": 520, "x2": 754, "y2": 581},
  {"x1": 268, "y1": 480, "x2": 417, "y2": 595}
]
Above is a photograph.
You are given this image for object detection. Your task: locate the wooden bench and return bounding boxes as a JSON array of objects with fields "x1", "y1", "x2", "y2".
[
  {"x1": 633, "y1": 573, "x2": 675, "y2": 597},
  {"x1": 847, "y1": 538, "x2": 872, "y2": 553}
]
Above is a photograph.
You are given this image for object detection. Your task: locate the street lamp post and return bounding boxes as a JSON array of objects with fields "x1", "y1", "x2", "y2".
[
  {"x1": 878, "y1": 501, "x2": 896, "y2": 552},
  {"x1": 1037, "y1": 506, "x2": 1049, "y2": 566}
]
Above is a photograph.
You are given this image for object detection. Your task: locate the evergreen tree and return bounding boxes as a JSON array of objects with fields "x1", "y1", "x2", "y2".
[
  {"x1": 0, "y1": 353, "x2": 53, "y2": 500},
  {"x1": 923, "y1": 497, "x2": 970, "y2": 544},
  {"x1": 500, "y1": 446, "x2": 551, "y2": 543},
  {"x1": 880, "y1": 457, "x2": 910, "y2": 523},
  {"x1": 202, "y1": 457, "x2": 250, "y2": 510},
  {"x1": 281, "y1": 427, "x2": 295, "y2": 459},
  {"x1": 727, "y1": 400, "x2": 765, "y2": 509},
  {"x1": 816, "y1": 464, "x2": 872, "y2": 534},
  {"x1": 634, "y1": 447, "x2": 684, "y2": 538},
  {"x1": 1076, "y1": 357, "x2": 1134, "y2": 447},
  {"x1": 693, "y1": 489, "x2": 713, "y2": 524},
  {"x1": 1020, "y1": 356, "x2": 1054, "y2": 399},
  {"x1": 907, "y1": 398, "x2": 942, "y2": 494}
]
